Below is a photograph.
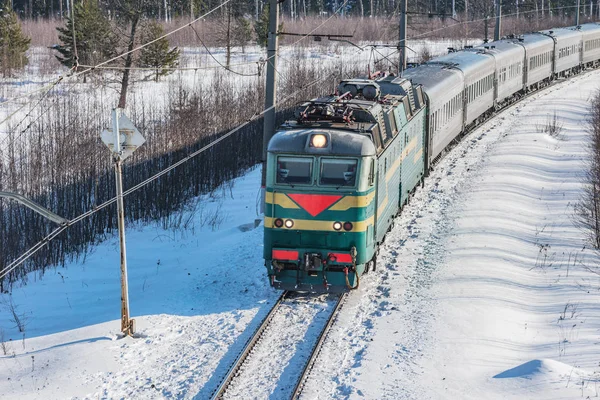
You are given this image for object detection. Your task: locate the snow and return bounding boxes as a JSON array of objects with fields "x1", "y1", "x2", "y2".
[
  {"x1": 302, "y1": 70, "x2": 600, "y2": 399},
  {"x1": 0, "y1": 167, "x2": 280, "y2": 399},
  {"x1": 1, "y1": 55, "x2": 600, "y2": 399}
]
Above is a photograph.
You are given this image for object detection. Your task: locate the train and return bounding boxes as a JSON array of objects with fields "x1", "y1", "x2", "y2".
[{"x1": 263, "y1": 22, "x2": 600, "y2": 293}]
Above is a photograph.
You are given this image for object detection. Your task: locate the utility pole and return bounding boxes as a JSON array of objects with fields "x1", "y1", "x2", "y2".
[
  {"x1": 484, "y1": 16, "x2": 490, "y2": 43},
  {"x1": 494, "y1": 0, "x2": 502, "y2": 41},
  {"x1": 399, "y1": 0, "x2": 408, "y2": 74},
  {"x1": 576, "y1": 0, "x2": 581, "y2": 25},
  {"x1": 465, "y1": 0, "x2": 469, "y2": 38},
  {"x1": 100, "y1": 108, "x2": 145, "y2": 337},
  {"x1": 114, "y1": 112, "x2": 132, "y2": 337},
  {"x1": 261, "y1": 0, "x2": 281, "y2": 210},
  {"x1": 452, "y1": 0, "x2": 456, "y2": 17}
]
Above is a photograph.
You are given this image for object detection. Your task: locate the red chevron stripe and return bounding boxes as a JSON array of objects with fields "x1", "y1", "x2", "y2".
[{"x1": 287, "y1": 193, "x2": 343, "y2": 217}]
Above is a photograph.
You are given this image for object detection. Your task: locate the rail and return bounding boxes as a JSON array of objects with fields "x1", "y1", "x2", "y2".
[
  {"x1": 290, "y1": 293, "x2": 347, "y2": 399},
  {"x1": 210, "y1": 291, "x2": 288, "y2": 400}
]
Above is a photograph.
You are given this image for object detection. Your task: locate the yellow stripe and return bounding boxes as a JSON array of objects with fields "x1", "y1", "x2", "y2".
[
  {"x1": 267, "y1": 192, "x2": 375, "y2": 211},
  {"x1": 379, "y1": 136, "x2": 418, "y2": 209},
  {"x1": 385, "y1": 156, "x2": 402, "y2": 183},
  {"x1": 329, "y1": 192, "x2": 376, "y2": 210},
  {"x1": 413, "y1": 148, "x2": 423, "y2": 163},
  {"x1": 378, "y1": 194, "x2": 388, "y2": 211},
  {"x1": 384, "y1": 136, "x2": 419, "y2": 183},
  {"x1": 265, "y1": 216, "x2": 374, "y2": 232},
  {"x1": 265, "y1": 192, "x2": 299, "y2": 209}
]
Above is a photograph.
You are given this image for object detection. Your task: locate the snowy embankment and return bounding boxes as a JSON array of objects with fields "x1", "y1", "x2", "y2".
[
  {"x1": 1, "y1": 68, "x2": 599, "y2": 399},
  {"x1": 0, "y1": 172, "x2": 278, "y2": 399},
  {"x1": 303, "y1": 70, "x2": 600, "y2": 399}
]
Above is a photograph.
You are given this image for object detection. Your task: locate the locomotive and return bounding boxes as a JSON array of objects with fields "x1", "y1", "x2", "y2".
[{"x1": 264, "y1": 22, "x2": 600, "y2": 293}]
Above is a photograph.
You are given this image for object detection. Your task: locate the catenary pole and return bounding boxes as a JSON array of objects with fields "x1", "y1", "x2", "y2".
[
  {"x1": 576, "y1": 0, "x2": 581, "y2": 25},
  {"x1": 261, "y1": 0, "x2": 281, "y2": 211},
  {"x1": 399, "y1": 0, "x2": 408, "y2": 74},
  {"x1": 100, "y1": 108, "x2": 144, "y2": 336},
  {"x1": 112, "y1": 109, "x2": 134, "y2": 337},
  {"x1": 494, "y1": 0, "x2": 502, "y2": 41}
]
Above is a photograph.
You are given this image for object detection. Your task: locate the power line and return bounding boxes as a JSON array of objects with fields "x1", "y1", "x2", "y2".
[
  {"x1": 0, "y1": 0, "x2": 355, "y2": 156},
  {"x1": 75, "y1": 60, "x2": 262, "y2": 72},
  {"x1": 0, "y1": 0, "x2": 350, "y2": 139},
  {"x1": 0, "y1": 74, "x2": 66, "y2": 152},
  {"x1": 0, "y1": 72, "x2": 332, "y2": 281},
  {"x1": 0, "y1": 74, "x2": 66, "y2": 129},
  {"x1": 0, "y1": 0, "x2": 234, "y2": 109},
  {"x1": 189, "y1": 25, "x2": 262, "y2": 77}
]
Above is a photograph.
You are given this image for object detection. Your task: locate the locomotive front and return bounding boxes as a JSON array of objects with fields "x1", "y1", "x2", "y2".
[{"x1": 264, "y1": 127, "x2": 377, "y2": 293}]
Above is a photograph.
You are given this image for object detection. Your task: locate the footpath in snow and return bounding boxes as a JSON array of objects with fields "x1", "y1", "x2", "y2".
[{"x1": 1, "y1": 70, "x2": 600, "y2": 399}]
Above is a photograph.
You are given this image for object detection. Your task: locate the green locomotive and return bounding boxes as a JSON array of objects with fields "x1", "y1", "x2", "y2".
[{"x1": 264, "y1": 76, "x2": 427, "y2": 292}]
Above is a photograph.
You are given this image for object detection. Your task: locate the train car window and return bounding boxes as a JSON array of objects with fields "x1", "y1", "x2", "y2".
[
  {"x1": 277, "y1": 156, "x2": 313, "y2": 185},
  {"x1": 368, "y1": 159, "x2": 375, "y2": 186},
  {"x1": 319, "y1": 158, "x2": 358, "y2": 187}
]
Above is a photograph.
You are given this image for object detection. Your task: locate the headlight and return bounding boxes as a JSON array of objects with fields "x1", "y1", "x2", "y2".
[
  {"x1": 274, "y1": 218, "x2": 283, "y2": 228},
  {"x1": 343, "y1": 222, "x2": 353, "y2": 231},
  {"x1": 333, "y1": 221, "x2": 342, "y2": 231},
  {"x1": 284, "y1": 219, "x2": 294, "y2": 228},
  {"x1": 310, "y1": 134, "x2": 328, "y2": 148}
]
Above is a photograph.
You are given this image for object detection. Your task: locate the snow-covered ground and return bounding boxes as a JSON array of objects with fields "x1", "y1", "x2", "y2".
[
  {"x1": 1, "y1": 57, "x2": 600, "y2": 400},
  {"x1": 302, "y1": 70, "x2": 600, "y2": 399}
]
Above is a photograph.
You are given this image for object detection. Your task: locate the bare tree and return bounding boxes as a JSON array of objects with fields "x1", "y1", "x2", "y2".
[{"x1": 575, "y1": 90, "x2": 600, "y2": 252}]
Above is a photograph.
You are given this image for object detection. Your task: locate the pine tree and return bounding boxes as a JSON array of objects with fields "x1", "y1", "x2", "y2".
[
  {"x1": 254, "y1": 4, "x2": 270, "y2": 47},
  {"x1": 138, "y1": 20, "x2": 180, "y2": 81},
  {"x1": 0, "y1": 4, "x2": 31, "y2": 77},
  {"x1": 254, "y1": 5, "x2": 283, "y2": 48},
  {"x1": 54, "y1": 0, "x2": 118, "y2": 71}
]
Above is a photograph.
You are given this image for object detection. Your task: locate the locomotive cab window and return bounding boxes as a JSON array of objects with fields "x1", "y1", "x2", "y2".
[
  {"x1": 276, "y1": 156, "x2": 313, "y2": 185},
  {"x1": 319, "y1": 158, "x2": 358, "y2": 187}
]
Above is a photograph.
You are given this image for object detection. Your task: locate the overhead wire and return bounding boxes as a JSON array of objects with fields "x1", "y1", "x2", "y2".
[
  {"x1": 0, "y1": 0, "x2": 234, "y2": 109},
  {"x1": 0, "y1": 74, "x2": 66, "y2": 129},
  {"x1": 1, "y1": 1, "x2": 593, "y2": 278},
  {"x1": 0, "y1": 0, "x2": 238, "y2": 158},
  {"x1": 189, "y1": 24, "x2": 262, "y2": 77},
  {"x1": 0, "y1": 71, "x2": 334, "y2": 281},
  {"x1": 0, "y1": 0, "x2": 348, "y2": 143}
]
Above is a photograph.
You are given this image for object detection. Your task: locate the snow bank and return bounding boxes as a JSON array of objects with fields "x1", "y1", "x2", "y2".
[{"x1": 301, "y1": 70, "x2": 600, "y2": 400}]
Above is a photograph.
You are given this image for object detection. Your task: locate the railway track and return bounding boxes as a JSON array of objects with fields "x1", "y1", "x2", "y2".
[{"x1": 210, "y1": 292, "x2": 347, "y2": 400}]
